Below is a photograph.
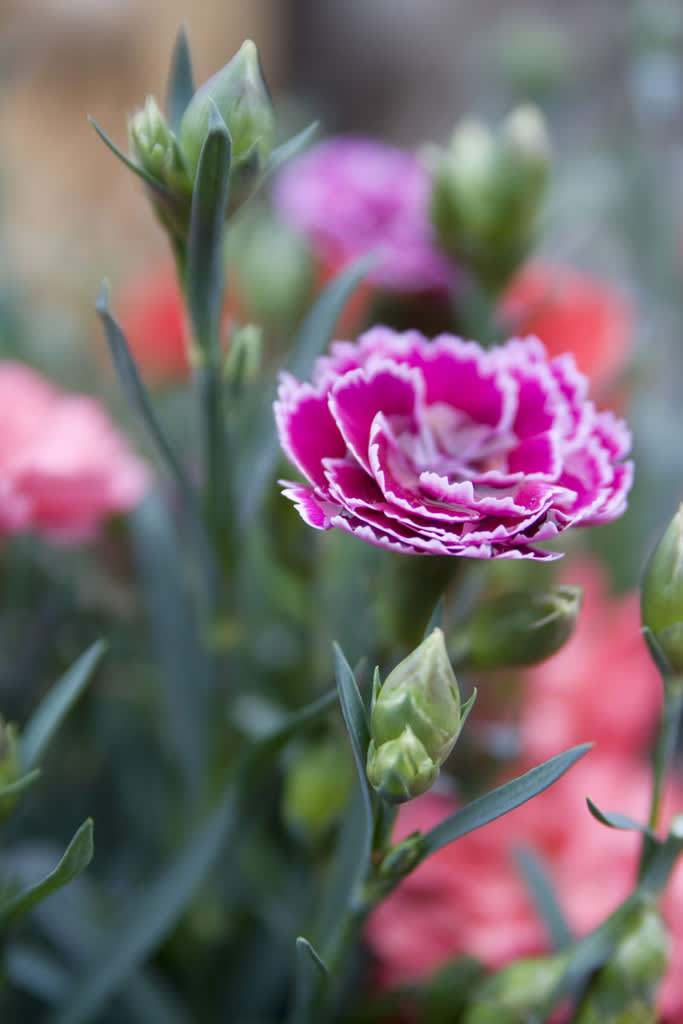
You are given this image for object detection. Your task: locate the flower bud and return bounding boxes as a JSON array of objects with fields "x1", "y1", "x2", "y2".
[
  {"x1": 457, "y1": 585, "x2": 582, "y2": 669},
  {"x1": 641, "y1": 505, "x2": 683, "y2": 676},
  {"x1": 366, "y1": 629, "x2": 473, "y2": 803},
  {"x1": 179, "y1": 40, "x2": 275, "y2": 210},
  {"x1": 0, "y1": 717, "x2": 19, "y2": 790},
  {"x1": 282, "y1": 736, "x2": 354, "y2": 843},
  {"x1": 128, "y1": 96, "x2": 192, "y2": 197},
  {"x1": 575, "y1": 905, "x2": 668, "y2": 1024},
  {"x1": 428, "y1": 105, "x2": 551, "y2": 294},
  {"x1": 462, "y1": 952, "x2": 568, "y2": 1024}
]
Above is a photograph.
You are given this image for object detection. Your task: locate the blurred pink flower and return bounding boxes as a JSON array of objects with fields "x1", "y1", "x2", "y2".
[
  {"x1": 366, "y1": 754, "x2": 683, "y2": 1020},
  {"x1": 0, "y1": 362, "x2": 149, "y2": 542},
  {"x1": 275, "y1": 329, "x2": 633, "y2": 559},
  {"x1": 499, "y1": 263, "x2": 634, "y2": 397},
  {"x1": 519, "y1": 558, "x2": 662, "y2": 763},
  {"x1": 272, "y1": 137, "x2": 455, "y2": 293}
]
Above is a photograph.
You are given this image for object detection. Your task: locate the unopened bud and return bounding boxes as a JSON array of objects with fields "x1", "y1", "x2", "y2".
[
  {"x1": 575, "y1": 905, "x2": 668, "y2": 1024},
  {"x1": 462, "y1": 952, "x2": 568, "y2": 1024},
  {"x1": 458, "y1": 585, "x2": 582, "y2": 669},
  {"x1": 282, "y1": 737, "x2": 354, "y2": 843},
  {"x1": 128, "y1": 96, "x2": 192, "y2": 196},
  {"x1": 366, "y1": 629, "x2": 474, "y2": 803},
  {"x1": 0, "y1": 717, "x2": 19, "y2": 782},
  {"x1": 429, "y1": 105, "x2": 551, "y2": 294},
  {"x1": 641, "y1": 505, "x2": 683, "y2": 677},
  {"x1": 179, "y1": 40, "x2": 275, "y2": 210}
]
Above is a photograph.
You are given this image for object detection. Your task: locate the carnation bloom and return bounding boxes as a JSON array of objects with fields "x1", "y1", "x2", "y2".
[
  {"x1": 275, "y1": 328, "x2": 633, "y2": 560},
  {"x1": 519, "y1": 558, "x2": 662, "y2": 763},
  {"x1": 366, "y1": 755, "x2": 683, "y2": 1021},
  {"x1": 0, "y1": 362, "x2": 149, "y2": 542},
  {"x1": 272, "y1": 137, "x2": 455, "y2": 293},
  {"x1": 499, "y1": 263, "x2": 634, "y2": 395}
]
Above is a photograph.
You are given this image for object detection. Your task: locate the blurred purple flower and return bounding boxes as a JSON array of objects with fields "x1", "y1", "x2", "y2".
[
  {"x1": 275, "y1": 329, "x2": 633, "y2": 560},
  {"x1": 272, "y1": 137, "x2": 454, "y2": 293}
]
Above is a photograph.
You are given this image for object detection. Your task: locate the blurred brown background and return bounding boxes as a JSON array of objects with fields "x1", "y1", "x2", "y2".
[{"x1": 0, "y1": 1, "x2": 679, "y2": 308}]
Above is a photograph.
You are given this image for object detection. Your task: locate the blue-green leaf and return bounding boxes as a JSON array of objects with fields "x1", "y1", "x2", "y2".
[
  {"x1": 95, "y1": 284, "x2": 195, "y2": 505},
  {"x1": 48, "y1": 796, "x2": 235, "y2": 1024},
  {"x1": 186, "y1": 100, "x2": 231, "y2": 356},
  {"x1": 289, "y1": 936, "x2": 329, "y2": 1024},
  {"x1": 166, "y1": 26, "x2": 195, "y2": 134},
  {"x1": 0, "y1": 769, "x2": 41, "y2": 810},
  {"x1": 586, "y1": 797, "x2": 655, "y2": 838},
  {"x1": 420, "y1": 744, "x2": 591, "y2": 860},
  {"x1": 264, "y1": 122, "x2": 318, "y2": 179},
  {"x1": 89, "y1": 118, "x2": 171, "y2": 196},
  {"x1": 0, "y1": 820, "x2": 93, "y2": 928},
  {"x1": 332, "y1": 644, "x2": 375, "y2": 887},
  {"x1": 129, "y1": 496, "x2": 210, "y2": 801},
  {"x1": 514, "y1": 846, "x2": 573, "y2": 951},
  {"x1": 21, "y1": 641, "x2": 106, "y2": 772}
]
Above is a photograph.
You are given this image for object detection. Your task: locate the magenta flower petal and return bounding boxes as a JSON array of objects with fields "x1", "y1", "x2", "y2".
[
  {"x1": 329, "y1": 364, "x2": 420, "y2": 473},
  {"x1": 274, "y1": 376, "x2": 347, "y2": 489},
  {"x1": 275, "y1": 328, "x2": 633, "y2": 559}
]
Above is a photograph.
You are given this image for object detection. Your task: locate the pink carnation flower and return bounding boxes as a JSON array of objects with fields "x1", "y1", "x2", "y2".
[
  {"x1": 366, "y1": 754, "x2": 683, "y2": 1021},
  {"x1": 0, "y1": 362, "x2": 149, "y2": 543},
  {"x1": 275, "y1": 328, "x2": 633, "y2": 559},
  {"x1": 272, "y1": 137, "x2": 454, "y2": 293},
  {"x1": 519, "y1": 559, "x2": 662, "y2": 763}
]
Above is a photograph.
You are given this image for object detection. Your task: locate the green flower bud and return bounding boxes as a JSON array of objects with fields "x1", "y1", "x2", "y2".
[
  {"x1": 179, "y1": 40, "x2": 275, "y2": 210},
  {"x1": 641, "y1": 505, "x2": 683, "y2": 677},
  {"x1": 366, "y1": 629, "x2": 474, "y2": 803},
  {"x1": 462, "y1": 952, "x2": 568, "y2": 1024},
  {"x1": 366, "y1": 725, "x2": 439, "y2": 803},
  {"x1": 575, "y1": 905, "x2": 668, "y2": 1024},
  {"x1": 282, "y1": 737, "x2": 354, "y2": 843},
  {"x1": 428, "y1": 105, "x2": 551, "y2": 294},
  {"x1": 128, "y1": 96, "x2": 192, "y2": 196},
  {"x1": 457, "y1": 585, "x2": 582, "y2": 669},
  {"x1": 0, "y1": 717, "x2": 19, "y2": 790}
]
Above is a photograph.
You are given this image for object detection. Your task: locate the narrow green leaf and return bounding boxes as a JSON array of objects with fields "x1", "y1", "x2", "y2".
[
  {"x1": 289, "y1": 937, "x2": 329, "y2": 1024},
  {"x1": 89, "y1": 118, "x2": 172, "y2": 197},
  {"x1": 240, "y1": 254, "x2": 375, "y2": 525},
  {"x1": 96, "y1": 284, "x2": 195, "y2": 505},
  {"x1": 332, "y1": 644, "x2": 374, "y2": 874},
  {"x1": 129, "y1": 496, "x2": 211, "y2": 801},
  {"x1": 423, "y1": 597, "x2": 444, "y2": 640},
  {"x1": 48, "y1": 692, "x2": 335, "y2": 1024},
  {"x1": 586, "y1": 796, "x2": 655, "y2": 838},
  {"x1": 420, "y1": 744, "x2": 592, "y2": 860},
  {"x1": 265, "y1": 122, "x2": 319, "y2": 178},
  {"x1": 186, "y1": 100, "x2": 231, "y2": 355},
  {"x1": 0, "y1": 820, "x2": 93, "y2": 928},
  {"x1": 287, "y1": 253, "x2": 376, "y2": 381},
  {"x1": 166, "y1": 26, "x2": 195, "y2": 134},
  {"x1": 21, "y1": 641, "x2": 106, "y2": 772},
  {"x1": 0, "y1": 769, "x2": 41, "y2": 809},
  {"x1": 514, "y1": 846, "x2": 573, "y2": 950},
  {"x1": 48, "y1": 796, "x2": 235, "y2": 1024}
]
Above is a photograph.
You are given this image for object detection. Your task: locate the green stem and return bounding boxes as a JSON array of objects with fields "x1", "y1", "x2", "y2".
[
  {"x1": 640, "y1": 690, "x2": 683, "y2": 876},
  {"x1": 649, "y1": 691, "x2": 682, "y2": 831}
]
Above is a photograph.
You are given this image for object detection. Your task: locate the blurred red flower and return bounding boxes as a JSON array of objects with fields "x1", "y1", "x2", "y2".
[
  {"x1": 116, "y1": 266, "x2": 191, "y2": 383},
  {"x1": 519, "y1": 558, "x2": 662, "y2": 764},
  {"x1": 366, "y1": 755, "x2": 683, "y2": 1021},
  {"x1": 499, "y1": 263, "x2": 634, "y2": 396},
  {"x1": 0, "y1": 362, "x2": 149, "y2": 542}
]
